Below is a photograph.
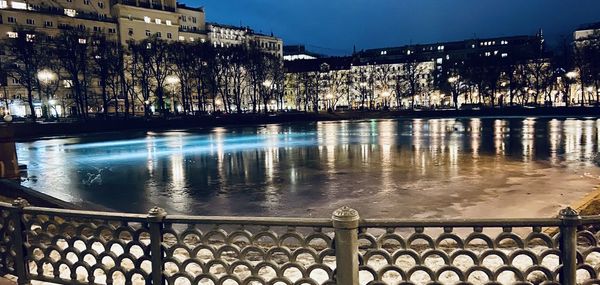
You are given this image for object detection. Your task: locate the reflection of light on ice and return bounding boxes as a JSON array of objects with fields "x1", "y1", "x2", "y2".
[{"x1": 522, "y1": 118, "x2": 536, "y2": 162}]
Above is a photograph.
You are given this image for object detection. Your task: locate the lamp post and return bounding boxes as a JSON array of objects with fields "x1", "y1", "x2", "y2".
[{"x1": 37, "y1": 69, "x2": 57, "y2": 119}]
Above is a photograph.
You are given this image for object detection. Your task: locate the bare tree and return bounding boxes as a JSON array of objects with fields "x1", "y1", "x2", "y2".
[
  {"x1": 54, "y1": 29, "x2": 94, "y2": 119},
  {"x1": 4, "y1": 28, "x2": 49, "y2": 120}
]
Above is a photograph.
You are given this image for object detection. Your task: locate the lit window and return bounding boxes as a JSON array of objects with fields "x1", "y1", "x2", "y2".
[
  {"x1": 78, "y1": 38, "x2": 87, "y2": 44},
  {"x1": 7, "y1": 32, "x2": 18, "y2": 38},
  {"x1": 155, "y1": 18, "x2": 161, "y2": 24},
  {"x1": 0, "y1": 1, "x2": 7, "y2": 8},
  {"x1": 178, "y1": 36, "x2": 185, "y2": 41},
  {"x1": 11, "y1": 1, "x2": 27, "y2": 9},
  {"x1": 165, "y1": 20, "x2": 172, "y2": 26},
  {"x1": 501, "y1": 53, "x2": 508, "y2": 58},
  {"x1": 380, "y1": 50, "x2": 387, "y2": 55},
  {"x1": 144, "y1": 16, "x2": 151, "y2": 23},
  {"x1": 63, "y1": 80, "x2": 73, "y2": 88},
  {"x1": 471, "y1": 44, "x2": 475, "y2": 48},
  {"x1": 190, "y1": 37, "x2": 194, "y2": 42},
  {"x1": 406, "y1": 50, "x2": 411, "y2": 55},
  {"x1": 485, "y1": 52, "x2": 491, "y2": 57},
  {"x1": 64, "y1": 8, "x2": 76, "y2": 17},
  {"x1": 494, "y1": 50, "x2": 498, "y2": 55}
]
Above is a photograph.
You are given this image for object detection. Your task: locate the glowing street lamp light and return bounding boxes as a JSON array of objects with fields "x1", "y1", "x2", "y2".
[
  {"x1": 566, "y1": 71, "x2": 578, "y2": 79},
  {"x1": 37, "y1": 69, "x2": 56, "y2": 83},
  {"x1": 262, "y1": 80, "x2": 272, "y2": 88},
  {"x1": 166, "y1": 75, "x2": 180, "y2": 86},
  {"x1": 448, "y1": 76, "x2": 458, "y2": 84}
]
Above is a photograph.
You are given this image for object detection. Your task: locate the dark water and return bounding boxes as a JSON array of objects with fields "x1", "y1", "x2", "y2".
[{"x1": 17, "y1": 118, "x2": 600, "y2": 218}]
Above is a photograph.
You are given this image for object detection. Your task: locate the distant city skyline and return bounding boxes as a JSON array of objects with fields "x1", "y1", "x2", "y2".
[{"x1": 183, "y1": 0, "x2": 600, "y2": 55}]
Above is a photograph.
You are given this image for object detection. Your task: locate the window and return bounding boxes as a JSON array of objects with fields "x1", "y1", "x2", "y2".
[
  {"x1": 26, "y1": 18, "x2": 33, "y2": 25},
  {"x1": 165, "y1": 20, "x2": 171, "y2": 26},
  {"x1": 108, "y1": 28, "x2": 115, "y2": 33},
  {"x1": 167, "y1": 32, "x2": 172, "y2": 39},
  {"x1": 192, "y1": 17, "x2": 196, "y2": 23},
  {"x1": 380, "y1": 50, "x2": 387, "y2": 55},
  {"x1": 128, "y1": 14, "x2": 132, "y2": 21},
  {"x1": 181, "y1": 16, "x2": 186, "y2": 22},
  {"x1": 44, "y1": 21, "x2": 53, "y2": 27},
  {"x1": 26, "y1": 33, "x2": 34, "y2": 42},
  {"x1": 145, "y1": 30, "x2": 150, "y2": 36},
  {"x1": 7, "y1": 16, "x2": 15, "y2": 23},
  {"x1": 78, "y1": 38, "x2": 86, "y2": 44},
  {"x1": 6, "y1": 32, "x2": 17, "y2": 38},
  {"x1": 0, "y1": 1, "x2": 7, "y2": 8},
  {"x1": 155, "y1": 18, "x2": 161, "y2": 24},
  {"x1": 84, "y1": 0, "x2": 90, "y2": 4},
  {"x1": 501, "y1": 53, "x2": 508, "y2": 58},
  {"x1": 128, "y1": 28, "x2": 133, "y2": 36},
  {"x1": 189, "y1": 37, "x2": 194, "y2": 42},
  {"x1": 144, "y1": 16, "x2": 150, "y2": 23},
  {"x1": 156, "y1": 32, "x2": 161, "y2": 38},
  {"x1": 78, "y1": 24, "x2": 85, "y2": 30},
  {"x1": 63, "y1": 80, "x2": 73, "y2": 88},
  {"x1": 64, "y1": 8, "x2": 76, "y2": 17},
  {"x1": 178, "y1": 36, "x2": 185, "y2": 41},
  {"x1": 98, "y1": 1, "x2": 104, "y2": 8}
]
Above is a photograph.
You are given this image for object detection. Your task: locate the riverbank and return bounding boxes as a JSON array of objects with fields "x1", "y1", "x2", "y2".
[{"x1": 5, "y1": 106, "x2": 600, "y2": 141}]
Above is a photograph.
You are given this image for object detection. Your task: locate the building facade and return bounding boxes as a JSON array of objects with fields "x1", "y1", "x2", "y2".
[
  {"x1": 0, "y1": 0, "x2": 283, "y2": 117},
  {"x1": 284, "y1": 33, "x2": 548, "y2": 111}
]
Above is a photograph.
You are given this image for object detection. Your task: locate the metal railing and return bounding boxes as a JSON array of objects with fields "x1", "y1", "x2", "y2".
[{"x1": 0, "y1": 199, "x2": 599, "y2": 285}]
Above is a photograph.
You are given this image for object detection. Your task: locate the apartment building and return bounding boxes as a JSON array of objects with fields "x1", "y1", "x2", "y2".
[{"x1": 0, "y1": 0, "x2": 283, "y2": 117}]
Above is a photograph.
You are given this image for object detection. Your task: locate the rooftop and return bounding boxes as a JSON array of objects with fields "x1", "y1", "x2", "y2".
[{"x1": 176, "y1": 3, "x2": 204, "y2": 13}]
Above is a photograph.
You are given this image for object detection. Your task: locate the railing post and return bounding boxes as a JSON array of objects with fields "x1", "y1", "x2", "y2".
[
  {"x1": 559, "y1": 207, "x2": 580, "y2": 285},
  {"x1": 11, "y1": 198, "x2": 29, "y2": 285},
  {"x1": 147, "y1": 207, "x2": 167, "y2": 285},
  {"x1": 332, "y1": 206, "x2": 360, "y2": 285}
]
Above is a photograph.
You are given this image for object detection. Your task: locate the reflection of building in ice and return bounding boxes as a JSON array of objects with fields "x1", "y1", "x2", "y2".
[
  {"x1": 564, "y1": 119, "x2": 582, "y2": 163},
  {"x1": 494, "y1": 120, "x2": 507, "y2": 156},
  {"x1": 548, "y1": 119, "x2": 561, "y2": 165},
  {"x1": 584, "y1": 120, "x2": 594, "y2": 160},
  {"x1": 521, "y1": 118, "x2": 535, "y2": 162},
  {"x1": 470, "y1": 118, "x2": 481, "y2": 159}
]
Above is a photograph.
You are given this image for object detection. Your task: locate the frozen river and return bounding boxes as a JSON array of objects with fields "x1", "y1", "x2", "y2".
[{"x1": 16, "y1": 117, "x2": 600, "y2": 218}]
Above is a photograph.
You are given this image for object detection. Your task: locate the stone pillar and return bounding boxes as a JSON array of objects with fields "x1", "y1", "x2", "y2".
[
  {"x1": 332, "y1": 206, "x2": 360, "y2": 285},
  {"x1": 0, "y1": 124, "x2": 19, "y2": 179}
]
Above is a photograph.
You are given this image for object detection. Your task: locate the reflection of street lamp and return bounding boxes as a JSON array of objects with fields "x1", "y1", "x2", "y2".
[{"x1": 166, "y1": 75, "x2": 180, "y2": 114}]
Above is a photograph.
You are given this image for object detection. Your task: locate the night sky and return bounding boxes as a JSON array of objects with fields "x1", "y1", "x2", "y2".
[{"x1": 182, "y1": 0, "x2": 600, "y2": 55}]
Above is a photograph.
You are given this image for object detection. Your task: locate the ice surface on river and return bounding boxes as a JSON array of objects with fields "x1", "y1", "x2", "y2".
[{"x1": 16, "y1": 118, "x2": 600, "y2": 219}]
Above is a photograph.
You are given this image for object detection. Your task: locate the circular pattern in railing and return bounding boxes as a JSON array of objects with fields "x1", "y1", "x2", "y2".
[
  {"x1": 357, "y1": 226, "x2": 565, "y2": 284},
  {"x1": 22, "y1": 213, "x2": 152, "y2": 284},
  {"x1": 161, "y1": 223, "x2": 336, "y2": 285},
  {"x1": 0, "y1": 208, "x2": 16, "y2": 275}
]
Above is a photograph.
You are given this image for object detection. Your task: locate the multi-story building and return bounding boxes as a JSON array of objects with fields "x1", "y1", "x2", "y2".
[
  {"x1": 0, "y1": 0, "x2": 283, "y2": 117},
  {"x1": 207, "y1": 23, "x2": 282, "y2": 57},
  {"x1": 284, "y1": 33, "x2": 546, "y2": 111}
]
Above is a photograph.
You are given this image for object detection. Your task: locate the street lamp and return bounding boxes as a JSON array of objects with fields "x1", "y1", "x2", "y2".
[
  {"x1": 37, "y1": 69, "x2": 57, "y2": 118},
  {"x1": 165, "y1": 75, "x2": 180, "y2": 114}
]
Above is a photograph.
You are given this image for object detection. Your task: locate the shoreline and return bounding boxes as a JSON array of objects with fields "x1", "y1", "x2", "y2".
[{"x1": 5, "y1": 107, "x2": 600, "y2": 141}]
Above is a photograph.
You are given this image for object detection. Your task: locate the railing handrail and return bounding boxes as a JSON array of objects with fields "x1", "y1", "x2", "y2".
[
  {"x1": 360, "y1": 217, "x2": 563, "y2": 228},
  {"x1": 0, "y1": 201, "x2": 596, "y2": 226}
]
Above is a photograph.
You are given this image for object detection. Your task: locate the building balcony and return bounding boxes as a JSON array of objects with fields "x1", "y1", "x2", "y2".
[{"x1": 178, "y1": 27, "x2": 206, "y2": 35}]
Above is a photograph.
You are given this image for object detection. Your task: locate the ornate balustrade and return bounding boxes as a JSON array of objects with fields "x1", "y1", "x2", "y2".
[{"x1": 0, "y1": 200, "x2": 598, "y2": 285}]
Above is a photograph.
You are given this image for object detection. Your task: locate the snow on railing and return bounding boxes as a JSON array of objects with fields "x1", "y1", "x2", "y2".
[{"x1": 0, "y1": 200, "x2": 598, "y2": 285}]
